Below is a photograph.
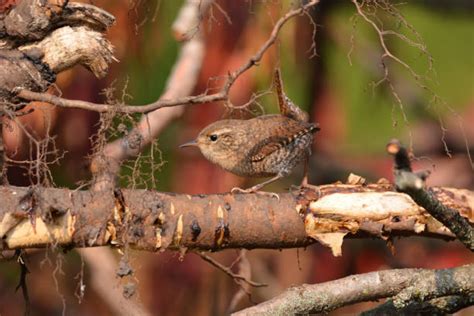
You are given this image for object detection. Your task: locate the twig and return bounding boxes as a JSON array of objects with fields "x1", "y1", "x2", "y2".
[
  {"x1": 88, "y1": 0, "x2": 321, "y2": 187},
  {"x1": 351, "y1": 0, "x2": 474, "y2": 167},
  {"x1": 219, "y1": 0, "x2": 320, "y2": 94},
  {"x1": 15, "y1": 0, "x2": 321, "y2": 114},
  {"x1": 15, "y1": 251, "x2": 30, "y2": 316},
  {"x1": 196, "y1": 251, "x2": 267, "y2": 288},
  {"x1": 350, "y1": 0, "x2": 423, "y2": 85},
  {"x1": 17, "y1": 89, "x2": 225, "y2": 114},
  {"x1": 228, "y1": 250, "x2": 254, "y2": 313},
  {"x1": 387, "y1": 139, "x2": 474, "y2": 251},
  {"x1": 90, "y1": 0, "x2": 211, "y2": 189}
]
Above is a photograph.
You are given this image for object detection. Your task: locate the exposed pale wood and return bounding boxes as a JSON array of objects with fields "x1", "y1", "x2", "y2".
[{"x1": 0, "y1": 184, "x2": 471, "y2": 251}]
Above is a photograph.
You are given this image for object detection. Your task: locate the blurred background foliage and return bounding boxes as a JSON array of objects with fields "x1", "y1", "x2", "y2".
[
  {"x1": 1, "y1": 0, "x2": 473, "y2": 315},
  {"x1": 98, "y1": 0, "x2": 474, "y2": 191}
]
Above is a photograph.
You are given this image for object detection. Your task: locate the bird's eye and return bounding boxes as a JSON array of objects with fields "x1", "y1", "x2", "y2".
[{"x1": 209, "y1": 134, "x2": 218, "y2": 142}]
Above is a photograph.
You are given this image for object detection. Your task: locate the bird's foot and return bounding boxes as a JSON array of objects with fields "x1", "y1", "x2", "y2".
[
  {"x1": 289, "y1": 183, "x2": 321, "y2": 199},
  {"x1": 231, "y1": 187, "x2": 280, "y2": 200}
]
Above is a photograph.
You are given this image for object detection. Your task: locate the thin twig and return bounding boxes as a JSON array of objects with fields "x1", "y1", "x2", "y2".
[
  {"x1": 227, "y1": 250, "x2": 254, "y2": 313},
  {"x1": 220, "y1": 0, "x2": 320, "y2": 94},
  {"x1": 15, "y1": 0, "x2": 321, "y2": 114},
  {"x1": 196, "y1": 252, "x2": 267, "y2": 288},
  {"x1": 15, "y1": 251, "x2": 31, "y2": 316},
  {"x1": 17, "y1": 89, "x2": 225, "y2": 114},
  {"x1": 351, "y1": 0, "x2": 421, "y2": 81},
  {"x1": 351, "y1": 0, "x2": 473, "y2": 168}
]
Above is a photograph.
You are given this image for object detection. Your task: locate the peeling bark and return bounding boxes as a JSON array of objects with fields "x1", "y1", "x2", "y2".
[
  {"x1": 1, "y1": 0, "x2": 114, "y2": 47},
  {"x1": 0, "y1": 1, "x2": 114, "y2": 104},
  {"x1": 0, "y1": 184, "x2": 472, "y2": 252}
]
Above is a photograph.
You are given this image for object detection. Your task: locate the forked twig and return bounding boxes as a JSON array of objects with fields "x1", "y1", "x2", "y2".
[{"x1": 196, "y1": 251, "x2": 267, "y2": 288}]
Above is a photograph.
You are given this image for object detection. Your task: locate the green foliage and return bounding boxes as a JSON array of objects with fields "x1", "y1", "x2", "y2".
[{"x1": 324, "y1": 4, "x2": 473, "y2": 153}]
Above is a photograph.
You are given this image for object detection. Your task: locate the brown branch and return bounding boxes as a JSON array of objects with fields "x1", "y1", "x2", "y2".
[
  {"x1": 16, "y1": 89, "x2": 225, "y2": 114},
  {"x1": 0, "y1": 184, "x2": 472, "y2": 251},
  {"x1": 13, "y1": 0, "x2": 321, "y2": 114},
  {"x1": 387, "y1": 139, "x2": 474, "y2": 251},
  {"x1": 233, "y1": 264, "x2": 474, "y2": 315},
  {"x1": 219, "y1": 0, "x2": 320, "y2": 94}
]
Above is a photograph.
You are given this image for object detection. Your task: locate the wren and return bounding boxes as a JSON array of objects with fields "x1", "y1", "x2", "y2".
[{"x1": 180, "y1": 69, "x2": 320, "y2": 193}]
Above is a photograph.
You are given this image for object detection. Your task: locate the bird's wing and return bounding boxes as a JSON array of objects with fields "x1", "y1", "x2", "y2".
[
  {"x1": 249, "y1": 136, "x2": 287, "y2": 162},
  {"x1": 249, "y1": 121, "x2": 318, "y2": 162}
]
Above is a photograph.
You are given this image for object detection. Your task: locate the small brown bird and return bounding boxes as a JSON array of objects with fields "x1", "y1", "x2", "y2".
[{"x1": 180, "y1": 69, "x2": 320, "y2": 193}]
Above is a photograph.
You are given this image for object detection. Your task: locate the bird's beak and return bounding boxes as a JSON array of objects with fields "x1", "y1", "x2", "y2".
[{"x1": 179, "y1": 140, "x2": 199, "y2": 148}]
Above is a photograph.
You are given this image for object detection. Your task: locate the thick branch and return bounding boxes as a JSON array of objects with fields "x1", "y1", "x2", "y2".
[
  {"x1": 18, "y1": 26, "x2": 115, "y2": 77},
  {"x1": 0, "y1": 2, "x2": 114, "y2": 104},
  {"x1": 1, "y1": 0, "x2": 114, "y2": 47},
  {"x1": 0, "y1": 184, "x2": 472, "y2": 251},
  {"x1": 234, "y1": 264, "x2": 474, "y2": 315}
]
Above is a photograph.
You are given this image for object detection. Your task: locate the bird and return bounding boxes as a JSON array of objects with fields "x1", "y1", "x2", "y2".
[{"x1": 180, "y1": 69, "x2": 320, "y2": 194}]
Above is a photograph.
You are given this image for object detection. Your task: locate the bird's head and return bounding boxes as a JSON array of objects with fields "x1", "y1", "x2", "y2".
[{"x1": 180, "y1": 120, "x2": 244, "y2": 167}]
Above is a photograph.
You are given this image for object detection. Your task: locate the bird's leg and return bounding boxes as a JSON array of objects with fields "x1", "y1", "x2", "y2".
[
  {"x1": 246, "y1": 174, "x2": 283, "y2": 191},
  {"x1": 301, "y1": 156, "x2": 309, "y2": 186},
  {"x1": 290, "y1": 156, "x2": 320, "y2": 198},
  {"x1": 302, "y1": 158, "x2": 321, "y2": 198},
  {"x1": 231, "y1": 174, "x2": 283, "y2": 199}
]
